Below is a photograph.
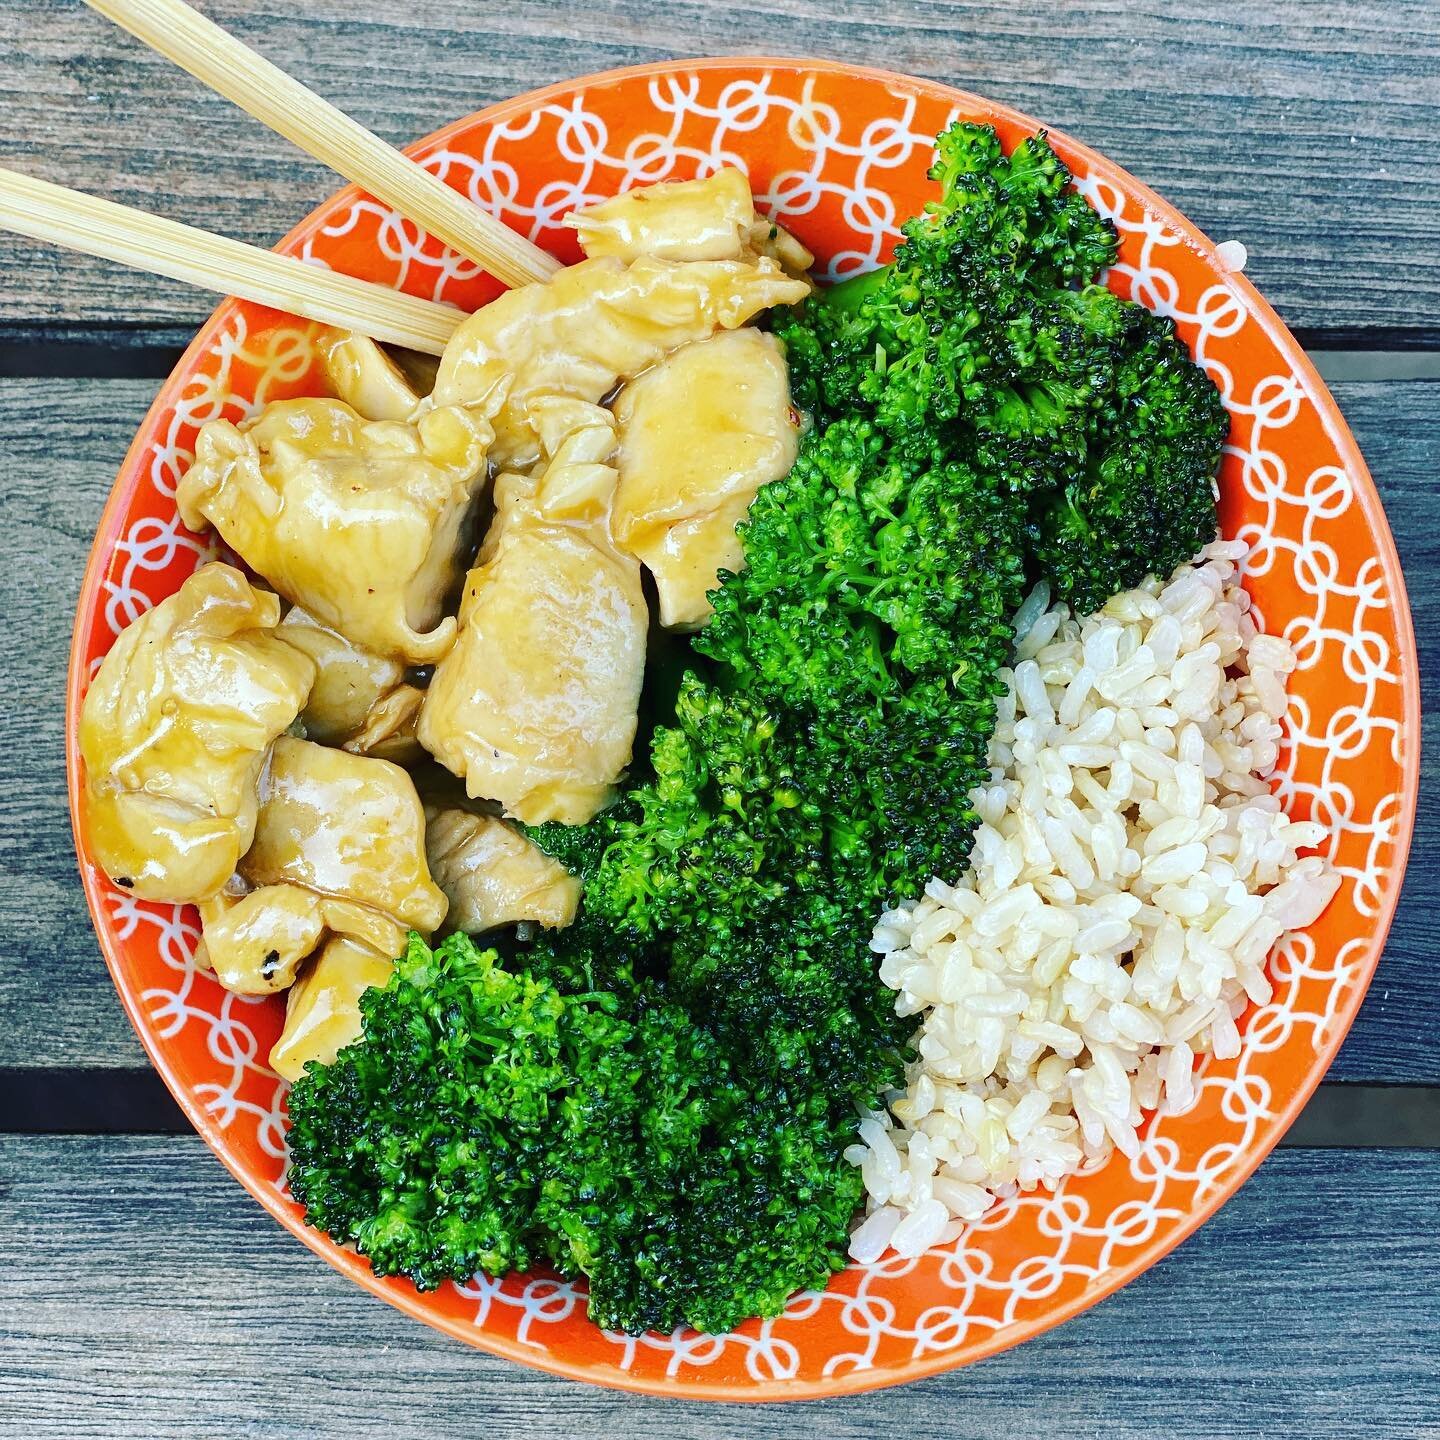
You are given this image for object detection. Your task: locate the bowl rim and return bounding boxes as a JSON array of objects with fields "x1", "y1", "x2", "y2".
[{"x1": 65, "y1": 54, "x2": 1421, "y2": 1401}]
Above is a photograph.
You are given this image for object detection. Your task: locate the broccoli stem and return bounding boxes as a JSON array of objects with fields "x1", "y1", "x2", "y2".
[{"x1": 820, "y1": 264, "x2": 891, "y2": 315}]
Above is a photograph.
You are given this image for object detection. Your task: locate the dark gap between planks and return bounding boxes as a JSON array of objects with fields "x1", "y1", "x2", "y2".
[
  {"x1": 3, "y1": 1068, "x2": 1438, "y2": 1145},
  {"x1": 1, "y1": 333, "x2": 1439, "y2": 382}
]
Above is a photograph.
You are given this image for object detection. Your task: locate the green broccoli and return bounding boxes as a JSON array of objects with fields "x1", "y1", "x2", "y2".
[
  {"x1": 584, "y1": 673, "x2": 829, "y2": 940},
  {"x1": 779, "y1": 121, "x2": 1225, "y2": 601},
  {"x1": 1028, "y1": 309, "x2": 1229, "y2": 613},
  {"x1": 518, "y1": 814, "x2": 615, "y2": 885},
  {"x1": 685, "y1": 406, "x2": 1025, "y2": 900},
  {"x1": 286, "y1": 932, "x2": 619, "y2": 1289},
  {"x1": 696, "y1": 417, "x2": 1028, "y2": 714},
  {"x1": 540, "y1": 993, "x2": 878, "y2": 1335},
  {"x1": 780, "y1": 123, "x2": 1122, "y2": 461},
  {"x1": 575, "y1": 1063, "x2": 866, "y2": 1335},
  {"x1": 286, "y1": 931, "x2": 884, "y2": 1336}
]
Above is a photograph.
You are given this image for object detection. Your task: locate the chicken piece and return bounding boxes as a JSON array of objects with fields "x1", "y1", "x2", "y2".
[
  {"x1": 568, "y1": 169, "x2": 814, "y2": 276},
  {"x1": 239, "y1": 736, "x2": 447, "y2": 933},
  {"x1": 276, "y1": 606, "x2": 408, "y2": 744},
  {"x1": 78, "y1": 563, "x2": 314, "y2": 903},
  {"x1": 612, "y1": 329, "x2": 799, "y2": 628},
  {"x1": 191, "y1": 735, "x2": 440, "y2": 998},
  {"x1": 431, "y1": 254, "x2": 808, "y2": 471},
  {"x1": 418, "y1": 401, "x2": 647, "y2": 824},
  {"x1": 195, "y1": 883, "x2": 408, "y2": 996},
  {"x1": 269, "y1": 935, "x2": 397, "y2": 1082},
  {"x1": 176, "y1": 395, "x2": 498, "y2": 663},
  {"x1": 750, "y1": 220, "x2": 816, "y2": 279},
  {"x1": 426, "y1": 806, "x2": 580, "y2": 934},
  {"x1": 275, "y1": 606, "x2": 424, "y2": 764},
  {"x1": 195, "y1": 883, "x2": 324, "y2": 994},
  {"x1": 343, "y1": 684, "x2": 425, "y2": 765},
  {"x1": 388, "y1": 347, "x2": 440, "y2": 398},
  {"x1": 318, "y1": 329, "x2": 422, "y2": 422}
]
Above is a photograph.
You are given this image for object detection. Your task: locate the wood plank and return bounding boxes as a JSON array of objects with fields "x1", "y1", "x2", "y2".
[
  {"x1": 0, "y1": 1137, "x2": 1434, "y2": 1435},
  {"x1": 3, "y1": 377, "x2": 1436, "y2": 1078},
  {"x1": 2, "y1": 379, "x2": 156, "y2": 1070},
  {"x1": 1327, "y1": 381, "x2": 1439, "y2": 1081},
  {"x1": 0, "y1": 0, "x2": 1436, "y2": 338}
]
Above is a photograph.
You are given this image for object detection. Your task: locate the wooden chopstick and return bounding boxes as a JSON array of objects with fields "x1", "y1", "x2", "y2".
[
  {"x1": 84, "y1": 0, "x2": 560, "y2": 290},
  {"x1": 0, "y1": 166, "x2": 466, "y2": 355}
]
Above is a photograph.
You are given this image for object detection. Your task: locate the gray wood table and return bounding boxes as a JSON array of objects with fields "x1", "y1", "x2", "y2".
[{"x1": 1, "y1": 3, "x2": 1437, "y2": 1435}]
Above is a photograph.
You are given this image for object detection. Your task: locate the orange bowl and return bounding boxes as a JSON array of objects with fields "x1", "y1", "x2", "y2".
[{"x1": 66, "y1": 58, "x2": 1419, "y2": 1399}]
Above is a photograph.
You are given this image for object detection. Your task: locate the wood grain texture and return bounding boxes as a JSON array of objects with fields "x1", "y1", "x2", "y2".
[
  {"x1": 1328, "y1": 380, "x2": 1439, "y2": 1081},
  {"x1": 1, "y1": 380, "x2": 157, "y2": 1070},
  {"x1": 1, "y1": 0, "x2": 1437, "y2": 337},
  {"x1": 1, "y1": 377, "x2": 1436, "y2": 1077},
  {"x1": 0, "y1": 1137, "x2": 1435, "y2": 1436}
]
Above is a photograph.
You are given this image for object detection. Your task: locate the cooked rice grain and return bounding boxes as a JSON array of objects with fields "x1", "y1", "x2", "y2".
[{"x1": 853, "y1": 542, "x2": 1340, "y2": 1260}]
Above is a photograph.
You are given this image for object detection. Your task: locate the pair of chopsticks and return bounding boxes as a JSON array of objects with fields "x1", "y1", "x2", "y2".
[{"x1": 0, "y1": 0, "x2": 561, "y2": 354}]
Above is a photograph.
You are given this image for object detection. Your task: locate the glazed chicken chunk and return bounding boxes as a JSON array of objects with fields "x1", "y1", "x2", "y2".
[
  {"x1": 425, "y1": 806, "x2": 581, "y2": 934},
  {"x1": 269, "y1": 935, "x2": 398, "y2": 1083},
  {"x1": 568, "y1": 167, "x2": 814, "y2": 276},
  {"x1": 256, "y1": 741, "x2": 456, "y2": 1079},
  {"x1": 317, "y1": 328, "x2": 424, "y2": 422},
  {"x1": 195, "y1": 880, "x2": 411, "y2": 996},
  {"x1": 417, "y1": 400, "x2": 647, "y2": 824},
  {"x1": 176, "y1": 395, "x2": 498, "y2": 663},
  {"x1": 77, "y1": 563, "x2": 314, "y2": 903},
  {"x1": 239, "y1": 736, "x2": 447, "y2": 931},
  {"x1": 195, "y1": 736, "x2": 443, "y2": 997},
  {"x1": 612, "y1": 328, "x2": 799, "y2": 628},
  {"x1": 431, "y1": 254, "x2": 808, "y2": 471},
  {"x1": 277, "y1": 606, "x2": 424, "y2": 764}
]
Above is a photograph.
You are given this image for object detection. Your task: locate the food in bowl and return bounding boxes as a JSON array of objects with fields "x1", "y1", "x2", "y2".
[
  {"x1": 854, "y1": 545, "x2": 1339, "y2": 1258},
  {"x1": 75, "y1": 118, "x2": 1338, "y2": 1338}
]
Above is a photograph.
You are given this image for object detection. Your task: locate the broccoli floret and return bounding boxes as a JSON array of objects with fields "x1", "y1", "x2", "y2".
[
  {"x1": 696, "y1": 417, "x2": 1028, "y2": 716},
  {"x1": 781, "y1": 119, "x2": 1225, "y2": 616},
  {"x1": 779, "y1": 123, "x2": 1121, "y2": 462},
  {"x1": 286, "y1": 932, "x2": 617, "y2": 1289},
  {"x1": 814, "y1": 705, "x2": 998, "y2": 895},
  {"x1": 287, "y1": 932, "x2": 879, "y2": 1336},
  {"x1": 586, "y1": 673, "x2": 829, "y2": 939},
  {"x1": 532, "y1": 986, "x2": 718, "y2": 1301},
  {"x1": 538, "y1": 993, "x2": 871, "y2": 1336},
  {"x1": 1028, "y1": 310, "x2": 1229, "y2": 613},
  {"x1": 520, "y1": 907, "x2": 652, "y2": 995},
  {"x1": 579, "y1": 1066, "x2": 865, "y2": 1335},
  {"x1": 668, "y1": 890, "x2": 907, "y2": 1097},
  {"x1": 689, "y1": 408, "x2": 1024, "y2": 901},
  {"x1": 519, "y1": 814, "x2": 615, "y2": 885},
  {"x1": 923, "y1": 125, "x2": 1118, "y2": 287}
]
